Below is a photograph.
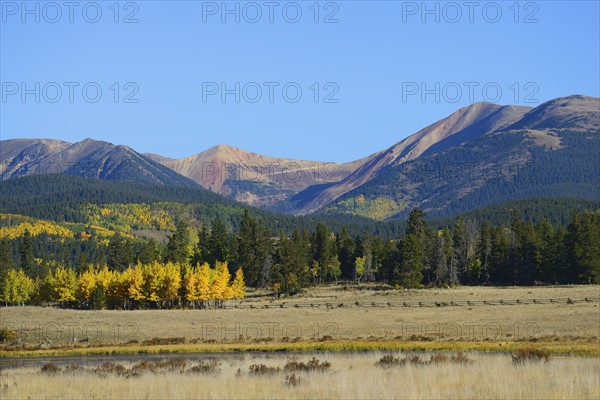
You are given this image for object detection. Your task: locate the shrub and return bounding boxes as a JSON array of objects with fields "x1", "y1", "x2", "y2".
[
  {"x1": 284, "y1": 357, "x2": 331, "y2": 372},
  {"x1": 95, "y1": 362, "x2": 127, "y2": 377},
  {"x1": 0, "y1": 329, "x2": 17, "y2": 343},
  {"x1": 63, "y1": 365, "x2": 86, "y2": 373},
  {"x1": 375, "y1": 354, "x2": 406, "y2": 368},
  {"x1": 188, "y1": 359, "x2": 220, "y2": 374},
  {"x1": 376, "y1": 353, "x2": 474, "y2": 368},
  {"x1": 429, "y1": 353, "x2": 449, "y2": 364},
  {"x1": 40, "y1": 363, "x2": 61, "y2": 374},
  {"x1": 248, "y1": 363, "x2": 280, "y2": 375},
  {"x1": 450, "y1": 352, "x2": 473, "y2": 364},
  {"x1": 512, "y1": 348, "x2": 551, "y2": 364},
  {"x1": 285, "y1": 373, "x2": 302, "y2": 387}
]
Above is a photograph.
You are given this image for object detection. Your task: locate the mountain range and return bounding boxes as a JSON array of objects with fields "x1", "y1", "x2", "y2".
[{"x1": 1, "y1": 94, "x2": 598, "y2": 220}]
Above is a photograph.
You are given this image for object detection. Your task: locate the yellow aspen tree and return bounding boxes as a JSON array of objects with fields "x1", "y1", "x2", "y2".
[
  {"x1": 161, "y1": 262, "x2": 181, "y2": 306},
  {"x1": 96, "y1": 265, "x2": 113, "y2": 293},
  {"x1": 223, "y1": 280, "x2": 234, "y2": 301},
  {"x1": 127, "y1": 266, "x2": 145, "y2": 302},
  {"x1": 231, "y1": 268, "x2": 246, "y2": 300},
  {"x1": 49, "y1": 266, "x2": 77, "y2": 303},
  {"x1": 95, "y1": 266, "x2": 125, "y2": 308},
  {"x1": 143, "y1": 261, "x2": 162, "y2": 304},
  {"x1": 1, "y1": 270, "x2": 19, "y2": 304},
  {"x1": 107, "y1": 270, "x2": 128, "y2": 308},
  {"x1": 1, "y1": 269, "x2": 34, "y2": 305},
  {"x1": 15, "y1": 269, "x2": 34, "y2": 305},
  {"x1": 76, "y1": 266, "x2": 97, "y2": 304},
  {"x1": 183, "y1": 264, "x2": 199, "y2": 304},
  {"x1": 196, "y1": 262, "x2": 211, "y2": 306},
  {"x1": 211, "y1": 261, "x2": 230, "y2": 307}
]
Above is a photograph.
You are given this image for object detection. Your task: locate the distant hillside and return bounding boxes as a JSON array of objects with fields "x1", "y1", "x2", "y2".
[
  {"x1": 290, "y1": 102, "x2": 531, "y2": 215},
  {"x1": 0, "y1": 138, "x2": 199, "y2": 187},
  {"x1": 321, "y1": 95, "x2": 599, "y2": 220},
  {"x1": 146, "y1": 144, "x2": 371, "y2": 209},
  {"x1": 431, "y1": 197, "x2": 600, "y2": 229},
  {"x1": 0, "y1": 174, "x2": 596, "y2": 249},
  {"x1": 0, "y1": 174, "x2": 388, "y2": 237},
  {"x1": 2, "y1": 95, "x2": 597, "y2": 219}
]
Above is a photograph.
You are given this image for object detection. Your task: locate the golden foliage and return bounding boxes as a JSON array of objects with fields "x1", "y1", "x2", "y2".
[
  {"x1": 45, "y1": 266, "x2": 77, "y2": 303},
  {"x1": 0, "y1": 269, "x2": 35, "y2": 304},
  {"x1": 83, "y1": 204, "x2": 175, "y2": 234},
  {"x1": 0, "y1": 218, "x2": 74, "y2": 240},
  {"x1": 6, "y1": 261, "x2": 246, "y2": 308}
]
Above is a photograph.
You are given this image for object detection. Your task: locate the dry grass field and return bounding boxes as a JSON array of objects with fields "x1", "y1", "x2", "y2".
[
  {"x1": 1, "y1": 352, "x2": 599, "y2": 399},
  {"x1": 1, "y1": 285, "x2": 598, "y2": 355},
  {"x1": 1, "y1": 286, "x2": 599, "y2": 399}
]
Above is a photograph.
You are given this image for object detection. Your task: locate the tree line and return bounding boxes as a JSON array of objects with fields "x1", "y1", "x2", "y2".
[
  {"x1": 0, "y1": 257, "x2": 245, "y2": 309},
  {"x1": 4, "y1": 174, "x2": 597, "y2": 240},
  {"x1": 1, "y1": 207, "x2": 598, "y2": 302}
]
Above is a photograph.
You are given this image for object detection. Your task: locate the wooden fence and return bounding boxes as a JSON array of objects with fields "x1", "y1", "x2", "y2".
[{"x1": 226, "y1": 297, "x2": 600, "y2": 310}]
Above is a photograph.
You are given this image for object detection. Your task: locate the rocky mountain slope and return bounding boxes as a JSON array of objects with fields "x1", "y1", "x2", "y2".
[
  {"x1": 0, "y1": 138, "x2": 199, "y2": 187},
  {"x1": 2, "y1": 95, "x2": 597, "y2": 219},
  {"x1": 320, "y1": 95, "x2": 599, "y2": 220},
  {"x1": 146, "y1": 145, "x2": 372, "y2": 208}
]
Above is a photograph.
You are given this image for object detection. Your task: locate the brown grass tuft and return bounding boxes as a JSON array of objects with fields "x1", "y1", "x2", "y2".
[{"x1": 512, "y1": 348, "x2": 551, "y2": 364}]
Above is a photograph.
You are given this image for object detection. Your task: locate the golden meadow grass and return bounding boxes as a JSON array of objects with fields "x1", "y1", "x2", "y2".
[
  {"x1": 1, "y1": 352, "x2": 599, "y2": 399},
  {"x1": 1, "y1": 285, "x2": 599, "y2": 398},
  {"x1": 2, "y1": 285, "x2": 598, "y2": 356}
]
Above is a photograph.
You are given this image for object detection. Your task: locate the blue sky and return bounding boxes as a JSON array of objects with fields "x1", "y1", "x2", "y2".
[{"x1": 1, "y1": 1, "x2": 599, "y2": 162}]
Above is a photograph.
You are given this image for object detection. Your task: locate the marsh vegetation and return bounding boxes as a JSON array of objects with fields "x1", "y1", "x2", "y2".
[{"x1": 1, "y1": 352, "x2": 598, "y2": 399}]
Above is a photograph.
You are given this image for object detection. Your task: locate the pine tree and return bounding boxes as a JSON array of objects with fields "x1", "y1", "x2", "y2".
[
  {"x1": 398, "y1": 234, "x2": 424, "y2": 288},
  {"x1": 76, "y1": 252, "x2": 87, "y2": 275},
  {"x1": 165, "y1": 221, "x2": 192, "y2": 265},
  {"x1": 312, "y1": 222, "x2": 331, "y2": 283},
  {"x1": 139, "y1": 239, "x2": 161, "y2": 265},
  {"x1": 208, "y1": 217, "x2": 229, "y2": 265},
  {"x1": 19, "y1": 229, "x2": 35, "y2": 277},
  {"x1": 565, "y1": 209, "x2": 583, "y2": 283},
  {"x1": 0, "y1": 238, "x2": 15, "y2": 271},
  {"x1": 476, "y1": 222, "x2": 492, "y2": 284},
  {"x1": 107, "y1": 233, "x2": 133, "y2": 271},
  {"x1": 232, "y1": 211, "x2": 272, "y2": 287},
  {"x1": 452, "y1": 215, "x2": 468, "y2": 283},
  {"x1": 433, "y1": 228, "x2": 453, "y2": 286},
  {"x1": 0, "y1": 238, "x2": 14, "y2": 297},
  {"x1": 490, "y1": 227, "x2": 511, "y2": 284},
  {"x1": 578, "y1": 212, "x2": 600, "y2": 283},
  {"x1": 395, "y1": 209, "x2": 427, "y2": 288},
  {"x1": 273, "y1": 230, "x2": 309, "y2": 295},
  {"x1": 337, "y1": 226, "x2": 355, "y2": 280},
  {"x1": 382, "y1": 239, "x2": 400, "y2": 283},
  {"x1": 195, "y1": 224, "x2": 211, "y2": 265},
  {"x1": 406, "y1": 208, "x2": 427, "y2": 239}
]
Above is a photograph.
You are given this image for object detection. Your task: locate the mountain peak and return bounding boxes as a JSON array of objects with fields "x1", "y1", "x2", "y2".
[
  {"x1": 506, "y1": 94, "x2": 599, "y2": 131},
  {"x1": 204, "y1": 144, "x2": 242, "y2": 155}
]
